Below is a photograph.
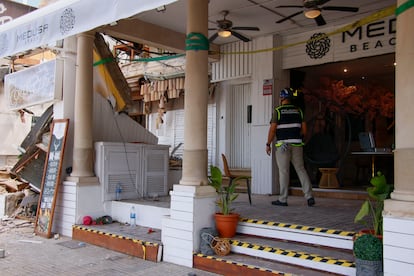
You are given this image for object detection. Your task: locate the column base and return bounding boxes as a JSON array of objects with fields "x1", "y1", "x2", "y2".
[
  {"x1": 384, "y1": 198, "x2": 414, "y2": 218},
  {"x1": 383, "y1": 212, "x2": 414, "y2": 274},
  {"x1": 65, "y1": 176, "x2": 99, "y2": 185},
  {"x1": 162, "y1": 184, "x2": 216, "y2": 267}
]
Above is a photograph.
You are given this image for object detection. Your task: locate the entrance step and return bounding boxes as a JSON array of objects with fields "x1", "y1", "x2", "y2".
[
  {"x1": 194, "y1": 252, "x2": 328, "y2": 276},
  {"x1": 70, "y1": 199, "x2": 360, "y2": 275},
  {"x1": 72, "y1": 224, "x2": 162, "y2": 262},
  {"x1": 195, "y1": 234, "x2": 355, "y2": 275},
  {"x1": 238, "y1": 218, "x2": 355, "y2": 250},
  {"x1": 194, "y1": 218, "x2": 357, "y2": 275}
]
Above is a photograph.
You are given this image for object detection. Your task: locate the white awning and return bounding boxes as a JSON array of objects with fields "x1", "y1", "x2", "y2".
[{"x1": 0, "y1": 0, "x2": 177, "y2": 58}]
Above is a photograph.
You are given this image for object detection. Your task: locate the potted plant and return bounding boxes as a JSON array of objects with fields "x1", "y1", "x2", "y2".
[
  {"x1": 354, "y1": 171, "x2": 393, "y2": 236},
  {"x1": 353, "y1": 171, "x2": 393, "y2": 275},
  {"x1": 209, "y1": 165, "x2": 248, "y2": 238},
  {"x1": 353, "y1": 233, "x2": 383, "y2": 275}
]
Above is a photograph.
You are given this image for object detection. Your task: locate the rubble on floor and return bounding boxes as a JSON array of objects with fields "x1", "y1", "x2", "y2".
[{"x1": 0, "y1": 168, "x2": 39, "y2": 221}]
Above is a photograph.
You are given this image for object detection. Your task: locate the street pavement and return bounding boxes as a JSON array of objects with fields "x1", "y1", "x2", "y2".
[{"x1": 0, "y1": 218, "x2": 219, "y2": 276}]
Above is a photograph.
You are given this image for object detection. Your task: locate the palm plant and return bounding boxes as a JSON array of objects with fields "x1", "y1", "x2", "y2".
[
  {"x1": 209, "y1": 165, "x2": 244, "y2": 215},
  {"x1": 354, "y1": 171, "x2": 393, "y2": 235}
]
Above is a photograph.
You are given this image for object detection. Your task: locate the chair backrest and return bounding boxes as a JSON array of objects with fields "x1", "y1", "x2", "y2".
[{"x1": 221, "y1": 154, "x2": 232, "y2": 177}]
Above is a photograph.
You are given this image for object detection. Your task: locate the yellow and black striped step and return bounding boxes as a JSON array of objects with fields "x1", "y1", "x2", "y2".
[{"x1": 240, "y1": 218, "x2": 356, "y2": 238}]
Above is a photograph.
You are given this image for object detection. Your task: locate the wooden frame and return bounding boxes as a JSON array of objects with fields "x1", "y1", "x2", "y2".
[{"x1": 35, "y1": 119, "x2": 69, "y2": 238}]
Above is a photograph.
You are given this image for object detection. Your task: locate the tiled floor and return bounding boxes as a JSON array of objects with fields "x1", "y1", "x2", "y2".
[
  {"x1": 235, "y1": 192, "x2": 367, "y2": 232},
  {"x1": 124, "y1": 189, "x2": 367, "y2": 233}
]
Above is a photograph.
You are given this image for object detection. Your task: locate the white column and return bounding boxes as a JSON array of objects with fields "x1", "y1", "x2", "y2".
[
  {"x1": 179, "y1": 0, "x2": 209, "y2": 186},
  {"x1": 162, "y1": 0, "x2": 216, "y2": 267},
  {"x1": 383, "y1": 1, "x2": 414, "y2": 274},
  {"x1": 69, "y1": 32, "x2": 96, "y2": 180}
]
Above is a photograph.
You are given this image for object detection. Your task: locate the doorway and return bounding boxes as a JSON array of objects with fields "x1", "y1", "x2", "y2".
[{"x1": 228, "y1": 83, "x2": 251, "y2": 169}]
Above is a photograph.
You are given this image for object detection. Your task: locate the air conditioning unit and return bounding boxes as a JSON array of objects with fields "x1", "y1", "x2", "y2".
[{"x1": 95, "y1": 142, "x2": 169, "y2": 201}]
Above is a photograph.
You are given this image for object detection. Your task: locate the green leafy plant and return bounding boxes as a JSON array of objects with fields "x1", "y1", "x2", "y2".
[
  {"x1": 354, "y1": 171, "x2": 393, "y2": 235},
  {"x1": 353, "y1": 233, "x2": 383, "y2": 261},
  {"x1": 209, "y1": 166, "x2": 247, "y2": 215}
]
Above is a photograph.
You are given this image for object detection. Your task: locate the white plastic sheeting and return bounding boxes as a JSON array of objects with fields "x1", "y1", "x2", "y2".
[{"x1": 0, "y1": 0, "x2": 177, "y2": 58}]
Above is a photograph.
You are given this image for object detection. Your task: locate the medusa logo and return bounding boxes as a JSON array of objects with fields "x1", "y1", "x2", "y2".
[
  {"x1": 60, "y1": 8, "x2": 75, "y2": 35},
  {"x1": 306, "y1": 32, "x2": 331, "y2": 59}
]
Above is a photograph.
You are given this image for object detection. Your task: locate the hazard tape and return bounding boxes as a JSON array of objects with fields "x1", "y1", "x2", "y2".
[
  {"x1": 240, "y1": 218, "x2": 356, "y2": 237},
  {"x1": 396, "y1": 0, "x2": 414, "y2": 16},
  {"x1": 194, "y1": 253, "x2": 294, "y2": 275},
  {"x1": 72, "y1": 225, "x2": 159, "y2": 246},
  {"x1": 94, "y1": 4, "x2": 399, "y2": 64},
  {"x1": 230, "y1": 239, "x2": 355, "y2": 268},
  {"x1": 217, "y1": 4, "x2": 397, "y2": 55}
]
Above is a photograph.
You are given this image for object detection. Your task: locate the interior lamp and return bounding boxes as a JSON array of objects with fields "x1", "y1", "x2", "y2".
[
  {"x1": 304, "y1": 8, "x2": 321, "y2": 19},
  {"x1": 218, "y1": 29, "x2": 232, "y2": 38}
]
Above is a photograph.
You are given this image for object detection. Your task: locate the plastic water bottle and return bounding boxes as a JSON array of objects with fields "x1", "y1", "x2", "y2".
[
  {"x1": 115, "y1": 183, "x2": 122, "y2": 201},
  {"x1": 130, "y1": 206, "x2": 136, "y2": 227}
]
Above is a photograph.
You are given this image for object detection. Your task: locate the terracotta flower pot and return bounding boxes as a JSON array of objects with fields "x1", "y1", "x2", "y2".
[
  {"x1": 353, "y1": 229, "x2": 383, "y2": 241},
  {"x1": 214, "y1": 213, "x2": 240, "y2": 238}
]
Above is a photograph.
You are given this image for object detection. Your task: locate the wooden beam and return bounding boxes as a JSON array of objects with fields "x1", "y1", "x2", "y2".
[
  {"x1": 14, "y1": 58, "x2": 40, "y2": 66},
  {"x1": 100, "y1": 18, "x2": 220, "y2": 62},
  {"x1": 100, "y1": 18, "x2": 186, "y2": 54}
]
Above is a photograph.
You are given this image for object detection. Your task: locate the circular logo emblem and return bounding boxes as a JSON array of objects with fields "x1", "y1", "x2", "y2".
[
  {"x1": 306, "y1": 32, "x2": 331, "y2": 59},
  {"x1": 60, "y1": 8, "x2": 75, "y2": 35}
]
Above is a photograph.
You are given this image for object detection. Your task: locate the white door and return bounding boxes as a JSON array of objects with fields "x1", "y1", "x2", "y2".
[{"x1": 229, "y1": 83, "x2": 251, "y2": 168}]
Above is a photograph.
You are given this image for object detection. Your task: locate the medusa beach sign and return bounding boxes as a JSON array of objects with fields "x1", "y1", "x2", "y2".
[{"x1": 4, "y1": 59, "x2": 63, "y2": 110}]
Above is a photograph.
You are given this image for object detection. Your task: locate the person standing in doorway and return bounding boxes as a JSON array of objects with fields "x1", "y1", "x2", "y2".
[{"x1": 265, "y1": 88, "x2": 315, "y2": 207}]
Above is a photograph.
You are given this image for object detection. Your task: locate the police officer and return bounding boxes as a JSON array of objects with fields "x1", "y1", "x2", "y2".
[{"x1": 266, "y1": 88, "x2": 315, "y2": 207}]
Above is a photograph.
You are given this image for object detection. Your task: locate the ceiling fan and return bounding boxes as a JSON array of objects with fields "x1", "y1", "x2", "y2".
[
  {"x1": 209, "y1": 10, "x2": 260, "y2": 43},
  {"x1": 276, "y1": 0, "x2": 359, "y2": 26}
]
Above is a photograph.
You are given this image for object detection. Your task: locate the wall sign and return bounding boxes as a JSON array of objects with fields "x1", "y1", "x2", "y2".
[
  {"x1": 5, "y1": 59, "x2": 63, "y2": 111},
  {"x1": 283, "y1": 15, "x2": 396, "y2": 69},
  {"x1": 0, "y1": 0, "x2": 177, "y2": 58},
  {"x1": 263, "y1": 79, "x2": 273, "y2": 96},
  {"x1": 35, "y1": 119, "x2": 69, "y2": 238}
]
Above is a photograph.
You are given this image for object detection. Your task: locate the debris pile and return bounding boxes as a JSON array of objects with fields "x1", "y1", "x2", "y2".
[{"x1": 0, "y1": 168, "x2": 38, "y2": 221}]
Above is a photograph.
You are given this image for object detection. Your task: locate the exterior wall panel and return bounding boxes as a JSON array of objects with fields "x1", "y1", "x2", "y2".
[
  {"x1": 383, "y1": 216, "x2": 414, "y2": 274},
  {"x1": 211, "y1": 41, "x2": 253, "y2": 82}
]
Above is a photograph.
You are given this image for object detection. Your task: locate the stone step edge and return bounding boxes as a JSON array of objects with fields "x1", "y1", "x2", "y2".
[
  {"x1": 229, "y1": 238, "x2": 355, "y2": 275},
  {"x1": 72, "y1": 225, "x2": 162, "y2": 262},
  {"x1": 239, "y1": 217, "x2": 356, "y2": 238},
  {"x1": 238, "y1": 217, "x2": 355, "y2": 250},
  {"x1": 194, "y1": 252, "x2": 294, "y2": 276}
]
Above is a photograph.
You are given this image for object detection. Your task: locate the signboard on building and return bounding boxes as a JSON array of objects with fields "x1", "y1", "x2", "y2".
[
  {"x1": 0, "y1": 1, "x2": 36, "y2": 25},
  {"x1": 263, "y1": 79, "x2": 273, "y2": 96},
  {"x1": 0, "y1": 0, "x2": 177, "y2": 58},
  {"x1": 282, "y1": 15, "x2": 396, "y2": 69},
  {"x1": 35, "y1": 118, "x2": 69, "y2": 238},
  {"x1": 4, "y1": 59, "x2": 63, "y2": 110}
]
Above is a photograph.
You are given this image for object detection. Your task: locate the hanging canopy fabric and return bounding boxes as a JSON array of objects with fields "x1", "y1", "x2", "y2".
[{"x1": 0, "y1": 0, "x2": 177, "y2": 58}]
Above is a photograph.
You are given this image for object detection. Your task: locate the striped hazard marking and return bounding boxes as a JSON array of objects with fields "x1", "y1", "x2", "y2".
[
  {"x1": 72, "y1": 225, "x2": 159, "y2": 247},
  {"x1": 230, "y1": 239, "x2": 355, "y2": 268},
  {"x1": 194, "y1": 253, "x2": 295, "y2": 275},
  {"x1": 240, "y1": 218, "x2": 356, "y2": 237}
]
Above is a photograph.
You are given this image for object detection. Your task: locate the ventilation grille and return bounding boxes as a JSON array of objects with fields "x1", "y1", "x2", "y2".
[
  {"x1": 108, "y1": 173, "x2": 141, "y2": 199},
  {"x1": 145, "y1": 175, "x2": 167, "y2": 196},
  {"x1": 147, "y1": 153, "x2": 165, "y2": 172}
]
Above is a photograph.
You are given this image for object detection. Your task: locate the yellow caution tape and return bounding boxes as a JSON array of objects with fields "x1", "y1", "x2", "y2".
[{"x1": 217, "y1": 4, "x2": 397, "y2": 55}]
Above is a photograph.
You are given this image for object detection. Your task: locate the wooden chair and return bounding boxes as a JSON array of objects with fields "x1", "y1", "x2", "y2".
[{"x1": 221, "y1": 154, "x2": 252, "y2": 205}]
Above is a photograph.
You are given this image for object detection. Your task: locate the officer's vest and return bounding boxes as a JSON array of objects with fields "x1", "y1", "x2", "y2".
[{"x1": 275, "y1": 104, "x2": 304, "y2": 146}]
